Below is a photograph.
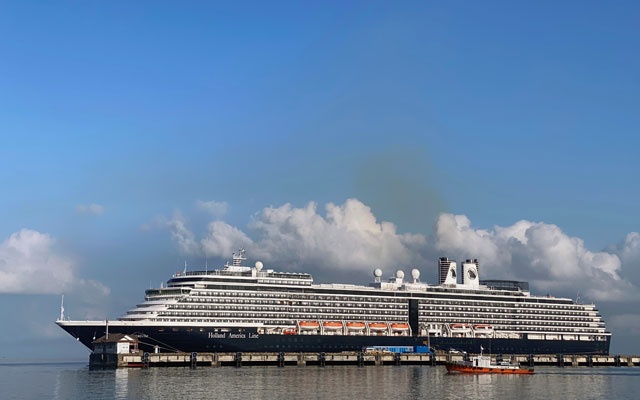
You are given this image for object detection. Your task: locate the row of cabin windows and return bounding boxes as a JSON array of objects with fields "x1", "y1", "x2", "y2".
[
  {"x1": 419, "y1": 301, "x2": 594, "y2": 315},
  {"x1": 420, "y1": 310, "x2": 602, "y2": 323},
  {"x1": 177, "y1": 300, "x2": 406, "y2": 311},
  {"x1": 189, "y1": 290, "x2": 407, "y2": 304},
  {"x1": 419, "y1": 312, "x2": 603, "y2": 323},
  {"x1": 422, "y1": 317, "x2": 604, "y2": 331},
  {"x1": 421, "y1": 304, "x2": 596, "y2": 318}
]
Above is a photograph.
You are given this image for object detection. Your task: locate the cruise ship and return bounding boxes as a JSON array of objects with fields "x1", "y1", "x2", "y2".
[{"x1": 57, "y1": 250, "x2": 611, "y2": 355}]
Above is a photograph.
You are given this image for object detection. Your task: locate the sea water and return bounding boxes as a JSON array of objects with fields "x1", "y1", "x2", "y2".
[{"x1": 1, "y1": 362, "x2": 639, "y2": 400}]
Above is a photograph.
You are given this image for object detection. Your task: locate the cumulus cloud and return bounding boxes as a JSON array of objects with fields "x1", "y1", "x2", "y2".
[
  {"x1": 174, "y1": 199, "x2": 428, "y2": 275},
  {"x1": 614, "y1": 232, "x2": 640, "y2": 286},
  {"x1": 0, "y1": 229, "x2": 110, "y2": 297},
  {"x1": 435, "y1": 213, "x2": 634, "y2": 302},
  {"x1": 248, "y1": 200, "x2": 428, "y2": 272},
  {"x1": 164, "y1": 199, "x2": 638, "y2": 303},
  {"x1": 202, "y1": 221, "x2": 253, "y2": 257},
  {"x1": 75, "y1": 203, "x2": 105, "y2": 215},
  {"x1": 196, "y1": 200, "x2": 228, "y2": 219},
  {"x1": 165, "y1": 211, "x2": 200, "y2": 255}
]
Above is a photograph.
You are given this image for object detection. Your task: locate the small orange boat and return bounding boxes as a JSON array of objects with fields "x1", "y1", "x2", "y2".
[
  {"x1": 322, "y1": 321, "x2": 343, "y2": 330},
  {"x1": 298, "y1": 321, "x2": 320, "y2": 329},
  {"x1": 283, "y1": 328, "x2": 297, "y2": 335},
  {"x1": 473, "y1": 324, "x2": 494, "y2": 331},
  {"x1": 346, "y1": 322, "x2": 366, "y2": 330},
  {"x1": 368, "y1": 322, "x2": 388, "y2": 331},
  {"x1": 390, "y1": 323, "x2": 410, "y2": 330},
  {"x1": 446, "y1": 353, "x2": 534, "y2": 375}
]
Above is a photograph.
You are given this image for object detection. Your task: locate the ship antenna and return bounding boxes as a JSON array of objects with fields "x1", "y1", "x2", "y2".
[
  {"x1": 183, "y1": 260, "x2": 187, "y2": 274},
  {"x1": 59, "y1": 294, "x2": 65, "y2": 321}
]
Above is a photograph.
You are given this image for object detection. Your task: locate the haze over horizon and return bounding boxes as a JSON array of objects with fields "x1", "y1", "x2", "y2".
[{"x1": 1, "y1": 1, "x2": 639, "y2": 359}]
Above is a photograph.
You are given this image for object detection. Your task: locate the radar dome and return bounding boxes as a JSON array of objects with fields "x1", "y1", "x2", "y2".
[
  {"x1": 373, "y1": 268, "x2": 382, "y2": 278},
  {"x1": 255, "y1": 261, "x2": 263, "y2": 271},
  {"x1": 396, "y1": 270, "x2": 405, "y2": 279},
  {"x1": 411, "y1": 269, "x2": 420, "y2": 280}
]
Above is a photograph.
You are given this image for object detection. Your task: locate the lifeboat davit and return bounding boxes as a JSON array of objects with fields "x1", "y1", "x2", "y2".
[
  {"x1": 450, "y1": 323, "x2": 472, "y2": 331},
  {"x1": 473, "y1": 324, "x2": 494, "y2": 332}
]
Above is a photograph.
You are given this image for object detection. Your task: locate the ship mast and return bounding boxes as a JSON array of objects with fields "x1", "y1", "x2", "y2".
[{"x1": 59, "y1": 294, "x2": 65, "y2": 321}]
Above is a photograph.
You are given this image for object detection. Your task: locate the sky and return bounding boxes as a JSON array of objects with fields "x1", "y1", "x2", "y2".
[{"x1": 0, "y1": 1, "x2": 639, "y2": 359}]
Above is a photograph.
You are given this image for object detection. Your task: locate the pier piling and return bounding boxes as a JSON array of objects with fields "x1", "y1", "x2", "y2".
[{"x1": 88, "y1": 351, "x2": 640, "y2": 369}]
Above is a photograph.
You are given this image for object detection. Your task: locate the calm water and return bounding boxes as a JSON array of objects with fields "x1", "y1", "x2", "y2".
[{"x1": 1, "y1": 362, "x2": 639, "y2": 400}]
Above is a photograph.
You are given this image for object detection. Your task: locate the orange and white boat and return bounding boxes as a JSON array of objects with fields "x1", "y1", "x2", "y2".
[
  {"x1": 322, "y1": 321, "x2": 343, "y2": 330},
  {"x1": 449, "y1": 323, "x2": 472, "y2": 336},
  {"x1": 446, "y1": 350, "x2": 534, "y2": 375},
  {"x1": 390, "y1": 323, "x2": 410, "y2": 331},
  {"x1": 283, "y1": 328, "x2": 297, "y2": 335},
  {"x1": 346, "y1": 322, "x2": 366, "y2": 330},
  {"x1": 368, "y1": 322, "x2": 388, "y2": 333},
  {"x1": 298, "y1": 321, "x2": 320, "y2": 330}
]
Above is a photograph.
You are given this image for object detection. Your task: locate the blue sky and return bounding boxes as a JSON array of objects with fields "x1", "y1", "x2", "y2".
[{"x1": 1, "y1": 1, "x2": 639, "y2": 359}]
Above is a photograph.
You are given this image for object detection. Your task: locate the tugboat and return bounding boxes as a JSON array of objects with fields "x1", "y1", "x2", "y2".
[{"x1": 445, "y1": 348, "x2": 534, "y2": 375}]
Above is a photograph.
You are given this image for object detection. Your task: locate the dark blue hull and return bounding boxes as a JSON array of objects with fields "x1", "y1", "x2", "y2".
[{"x1": 59, "y1": 323, "x2": 611, "y2": 355}]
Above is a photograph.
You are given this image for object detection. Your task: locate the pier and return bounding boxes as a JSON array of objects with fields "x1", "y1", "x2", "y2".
[{"x1": 89, "y1": 352, "x2": 640, "y2": 369}]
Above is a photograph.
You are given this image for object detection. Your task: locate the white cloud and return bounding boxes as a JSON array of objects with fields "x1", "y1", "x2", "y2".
[
  {"x1": 615, "y1": 232, "x2": 640, "y2": 285},
  {"x1": 164, "y1": 199, "x2": 638, "y2": 303},
  {"x1": 202, "y1": 221, "x2": 253, "y2": 258},
  {"x1": 0, "y1": 229, "x2": 110, "y2": 297},
  {"x1": 165, "y1": 211, "x2": 200, "y2": 255},
  {"x1": 195, "y1": 200, "x2": 228, "y2": 219},
  {"x1": 435, "y1": 213, "x2": 634, "y2": 302},
  {"x1": 173, "y1": 199, "x2": 428, "y2": 275},
  {"x1": 248, "y1": 199, "x2": 428, "y2": 272},
  {"x1": 75, "y1": 203, "x2": 105, "y2": 215}
]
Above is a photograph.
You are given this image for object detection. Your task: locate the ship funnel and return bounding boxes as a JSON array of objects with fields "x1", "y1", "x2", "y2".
[
  {"x1": 443, "y1": 261, "x2": 457, "y2": 285},
  {"x1": 462, "y1": 260, "x2": 479, "y2": 288}
]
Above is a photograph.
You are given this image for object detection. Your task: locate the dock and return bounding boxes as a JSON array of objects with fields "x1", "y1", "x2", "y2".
[{"x1": 89, "y1": 352, "x2": 640, "y2": 369}]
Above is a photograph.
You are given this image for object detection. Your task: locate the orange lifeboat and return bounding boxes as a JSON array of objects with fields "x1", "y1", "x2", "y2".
[
  {"x1": 298, "y1": 321, "x2": 320, "y2": 329},
  {"x1": 390, "y1": 323, "x2": 410, "y2": 331},
  {"x1": 346, "y1": 322, "x2": 366, "y2": 330},
  {"x1": 283, "y1": 328, "x2": 297, "y2": 335},
  {"x1": 368, "y1": 322, "x2": 388, "y2": 331},
  {"x1": 322, "y1": 321, "x2": 343, "y2": 330},
  {"x1": 450, "y1": 323, "x2": 472, "y2": 330}
]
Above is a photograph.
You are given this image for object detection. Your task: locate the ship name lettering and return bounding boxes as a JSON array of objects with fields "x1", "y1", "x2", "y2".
[
  {"x1": 208, "y1": 332, "x2": 226, "y2": 339},
  {"x1": 229, "y1": 333, "x2": 246, "y2": 338}
]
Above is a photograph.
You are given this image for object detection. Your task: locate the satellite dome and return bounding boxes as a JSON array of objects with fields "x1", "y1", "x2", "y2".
[
  {"x1": 411, "y1": 269, "x2": 420, "y2": 280},
  {"x1": 396, "y1": 270, "x2": 405, "y2": 279},
  {"x1": 255, "y1": 261, "x2": 263, "y2": 271},
  {"x1": 373, "y1": 268, "x2": 382, "y2": 278}
]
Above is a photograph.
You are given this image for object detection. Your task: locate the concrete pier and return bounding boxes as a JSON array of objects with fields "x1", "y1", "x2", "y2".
[{"x1": 89, "y1": 352, "x2": 640, "y2": 369}]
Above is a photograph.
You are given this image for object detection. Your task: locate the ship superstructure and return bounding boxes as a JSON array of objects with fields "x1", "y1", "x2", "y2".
[{"x1": 57, "y1": 250, "x2": 611, "y2": 354}]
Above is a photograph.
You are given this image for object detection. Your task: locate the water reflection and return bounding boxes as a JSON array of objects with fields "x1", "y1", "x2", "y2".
[{"x1": 6, "y1": 363, "x2": 640, "y2": 400}]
